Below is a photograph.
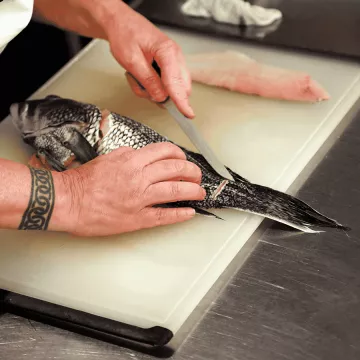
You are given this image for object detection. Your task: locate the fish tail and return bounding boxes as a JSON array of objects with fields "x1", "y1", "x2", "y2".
[{"x1": 245, "y1": 183, "x2": 350, "y2": 233}]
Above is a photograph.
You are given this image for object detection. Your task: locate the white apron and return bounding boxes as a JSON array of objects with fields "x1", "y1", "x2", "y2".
[{"x1": 0, "y1": 0, "x2": 34, "y2": 54}]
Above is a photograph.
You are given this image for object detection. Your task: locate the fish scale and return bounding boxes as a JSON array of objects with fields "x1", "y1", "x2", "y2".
[
  {"x1": 9, "y1": 95, "x2": 349, "y2": 233},
  {"x1": 97, "y1": 112, "x2": 167, "y2": 155}
]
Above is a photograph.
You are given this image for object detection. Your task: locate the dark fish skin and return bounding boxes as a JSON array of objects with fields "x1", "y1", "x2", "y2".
[{"x1": 10, "y1": 95, "x2": 349, "y2": 233}]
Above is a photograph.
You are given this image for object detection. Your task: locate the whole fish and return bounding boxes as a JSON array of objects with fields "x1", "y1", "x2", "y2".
[{"x1": 10, "y1": 95, "x2": 348, "y2": 233}]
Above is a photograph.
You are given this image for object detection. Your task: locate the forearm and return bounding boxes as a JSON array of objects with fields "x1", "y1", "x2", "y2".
[
  {"x1": 0, "y1": 159, "x2": 71, "y2": 232},
  {"x1": 33, "y1": 0, "x2": 130, "y2": 40}
]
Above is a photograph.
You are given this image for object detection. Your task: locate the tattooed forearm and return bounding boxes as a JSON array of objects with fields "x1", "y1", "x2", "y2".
[{"x1": 18, "y1": 166, "x2": 55, "y2": 230}]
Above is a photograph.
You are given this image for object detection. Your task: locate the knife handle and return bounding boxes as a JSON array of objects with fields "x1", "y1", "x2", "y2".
[{"x1": 151, "y1": 60, "x2": 162, "y2": 77}]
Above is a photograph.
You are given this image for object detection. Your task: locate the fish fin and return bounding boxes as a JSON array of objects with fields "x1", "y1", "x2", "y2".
[
  {"x1": 153, "y1": 203, "x2": 224, "y2": 220},
  {"x1": 180, "y1": 147, "x2": 227, "y2": 178},
  {"x1": 37, "y1": 149, "x2": 67, "y2": 172},
  {"x1": 181, "y1": 147, "x2": 251, "y2": 184},
  {"x1": 45, "y1": 95, "x2": 61, "y2": 100},
  {"x1": 241, "y1": 183, "x2": 350, "y2": 232},
  {"x1": 225, "y1": 167, "x2": 250, "y2": 183},
  {"x1": 230, "y1": 207, "x2": 322, "y2": 233},
  {"x1": 62, "y1": 128, "x2": 97, "y2": 164},
  {"x1": 192, "y1": 207, "x2": 224, "y2": 220}
]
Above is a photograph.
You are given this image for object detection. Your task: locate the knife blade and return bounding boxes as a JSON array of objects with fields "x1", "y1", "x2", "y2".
[{"x1": 126, "y1": 61, "x2": 235, "y2": 181}]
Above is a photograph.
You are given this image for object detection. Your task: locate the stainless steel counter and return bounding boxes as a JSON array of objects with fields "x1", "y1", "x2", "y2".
[{"x1": 1, "y1": 100, "x2": 360, "y2": 360}]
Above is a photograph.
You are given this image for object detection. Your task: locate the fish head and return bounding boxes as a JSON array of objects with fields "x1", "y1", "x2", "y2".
[
  {"x1": 10, "y1": 95, "x2": 94, "y2": 136},
  {"x1": 10, "y1": 95, "x2": 98, "y2": 171}
]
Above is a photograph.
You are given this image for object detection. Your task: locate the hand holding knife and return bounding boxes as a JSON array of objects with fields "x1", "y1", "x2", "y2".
[{"x1": 126, "y1": 60, "x2": 235, "y2": 181}]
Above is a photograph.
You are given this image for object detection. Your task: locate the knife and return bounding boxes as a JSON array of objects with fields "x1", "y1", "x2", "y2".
[{"x1": 126, "y1": 60, "x2": 235, "y2": 181}]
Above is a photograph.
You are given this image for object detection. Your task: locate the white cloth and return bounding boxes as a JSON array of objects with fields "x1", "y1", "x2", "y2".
[
  {"x1": 181, "y1": 0, "x2": 282, "y2": 27},
  {"x1": 0, "y1": 0, "x2": 34, "y2": 54}
]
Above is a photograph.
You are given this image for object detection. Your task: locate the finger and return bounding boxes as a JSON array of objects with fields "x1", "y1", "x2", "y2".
[
  {"x1": 144, "y1": 181, "x2": 206, "y2": 206},
  {"x1": 144, "y1": 159, "x2": 202, "y2": 184},
  {"x1": 125, "y1": 72, "x2": 167, "y2": 109},
  {"x1": 178, "y1": 52, "x2": 192, "y2": 97},
  {"x1": 125, "y1": 72, "x2": 151, "y2": 99},
  {"x1": 127, "y1": 142, "x2": 186, "y2": 168},
  {"x1": 140, "y1": 206, "x2": 196, "y2": 228},
  {"x1": 123, "y1": 51, "x2": 168, "y2": 103},
  {"x1": 153, "y1": 40, "x2": 195, "y2": 118}
]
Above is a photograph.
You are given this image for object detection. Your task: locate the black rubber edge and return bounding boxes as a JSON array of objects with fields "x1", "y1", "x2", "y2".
[{"x1": 0, "y1": 290, "x2": 174, "y2": 358}]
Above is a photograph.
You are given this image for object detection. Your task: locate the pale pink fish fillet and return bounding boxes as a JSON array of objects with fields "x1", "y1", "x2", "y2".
[{"x1": 186, "y1": 51, "x2": 330, "y2": 102}]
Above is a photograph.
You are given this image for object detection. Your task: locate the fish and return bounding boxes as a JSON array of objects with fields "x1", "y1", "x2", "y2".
[
  {"x1": 186, "y1": 51, "x2": 330, "y2": 102},
  {"x1": 9, "y1": 95, "x2": 348, "y2": 233}
]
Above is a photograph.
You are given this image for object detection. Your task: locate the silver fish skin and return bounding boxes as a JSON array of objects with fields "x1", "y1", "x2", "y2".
[{"x1": 10, "y1": 95, "x2": 349, "y2": 233}]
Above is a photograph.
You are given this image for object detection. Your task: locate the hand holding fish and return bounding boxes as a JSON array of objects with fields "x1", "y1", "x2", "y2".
[
  {"x1": 33, "y1": 0, "x2": 193, "y2": 117},
  {"x1": 59, "y1": 143, "x2": 205, "y2": 237},
  {"x1": 0, "y1": 142, "x2": 204, "y2": 235}
]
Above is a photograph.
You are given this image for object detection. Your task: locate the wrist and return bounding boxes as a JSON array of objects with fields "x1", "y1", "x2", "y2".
[
  {"x1": 49, "y1": 171, "x2": 81, "y2": 234},
  {"x1": 0, "y1": 161, "x2": 31, "y2": 230},
  {"x1": 81, "y1": 0, "x2": 134, "y2": 39}
]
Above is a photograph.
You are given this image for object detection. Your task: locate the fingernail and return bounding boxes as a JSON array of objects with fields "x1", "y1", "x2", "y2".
[
  {"x1": 184, "y1": 208, "x2": 196, "y2": 217},
  {"x1": 187, "y1": 106, "x2": 195, "y2": 119}
]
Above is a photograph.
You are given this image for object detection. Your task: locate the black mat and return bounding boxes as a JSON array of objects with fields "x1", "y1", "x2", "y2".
[{"x1": 0, "y1": 21, "x2": 90, "y2": 121}]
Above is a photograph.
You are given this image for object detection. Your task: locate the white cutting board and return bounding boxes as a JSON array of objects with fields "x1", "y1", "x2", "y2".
[{"x1": 1, "y1": 28, "x2": 360, "y2": 335}]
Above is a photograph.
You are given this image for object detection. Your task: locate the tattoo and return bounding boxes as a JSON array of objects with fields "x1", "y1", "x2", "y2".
[{"x1": 18, "y1": 167, "x2": 55, "y2": 231}]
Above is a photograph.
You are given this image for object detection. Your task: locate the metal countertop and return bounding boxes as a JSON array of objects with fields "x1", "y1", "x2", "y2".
[{"x1": 1, "y1": 99, "x2": 360, "y2": 359}]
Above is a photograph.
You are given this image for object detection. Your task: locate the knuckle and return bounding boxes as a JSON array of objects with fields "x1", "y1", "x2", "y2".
[
  {"x1": 170, "y1": 182, "x2": 181, "y2": 197},
  {"x1": 149, "y1": 88, "x2": 166, "y2": 101},
  {"x1": 154, "y1": 208, "x2": 166, "y2": 226},
  {"x1": 172, "y1": 88, "x2": 189, "y2": 101},
  {"x1": 175, "y1": 208, "x2": 186, "y2": 219},
  {"x1": 128, "y1": 81, "x2": 147, "y2": 97},
  {"x1": 122, "y1": 152, "x2": 139, "y2": 166},
  {"x1": 125, "y1": 187, "x2": 142, "y2": 209},
  {"x1": 143, "y1": 74, "x2": 160, "y2": 87},
  {"x1": 122, "y1": 53, "x2": 138, "y2": 70},
  {"x1": 166, "y1": 142, "x2": 186, "y2": 157},
  {"x1": 193, "y1": 164, "x2": 202, "y2": 180},
  {"x1": 146, "y1": 142, "x2": 186, "y2": 160},
  {"x1": 173, "y1": 160, "x2": 186, "y2": 173},
  {"x1": 162, "y1": 141, "x2": 177, "y2": 150},
  {"x1": 158, "y1": 141, "x2": 180, "y2": 153},
  {"x1": 112, "y1": 146, "x2": 134, "y2": 160},
  {"x1": 168, "y1": 75, "x2": 184, "y2": 86},
  {"x1": 198, "y1": 186, "x2": 206, "y2": 198},
  {"x1": 127, "y1": 165, "x2": 144, "y2": 185},
  {"x1": 190, "y1": 184, "x2": 205, "y2": 199},
  {"x1": 155, "y1": 39, "x2": 178, "y2": 56},
  {"x1": 138, "y1": 74, "x2": 165, "y2": 101}
]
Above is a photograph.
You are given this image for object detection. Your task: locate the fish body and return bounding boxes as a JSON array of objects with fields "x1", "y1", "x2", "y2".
[{"x1": 10, "y1": 95, "x2": 347, "y2": 233}]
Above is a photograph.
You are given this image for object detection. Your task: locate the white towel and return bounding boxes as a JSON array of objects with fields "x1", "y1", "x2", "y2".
[{"x1": 181, "y1": 0, "x2": 282, "y2": 26}]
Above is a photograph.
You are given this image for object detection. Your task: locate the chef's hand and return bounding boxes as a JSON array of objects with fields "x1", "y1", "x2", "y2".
[
  {"x1": 105, "y1": 5, "x2": 193, "y2": 118},
  {"x1": 61, "y1": 143, "x2": 204, "y2": 237},
  {"x1": 34, "y1": 0, "x2": 194, "y2": 118}
]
